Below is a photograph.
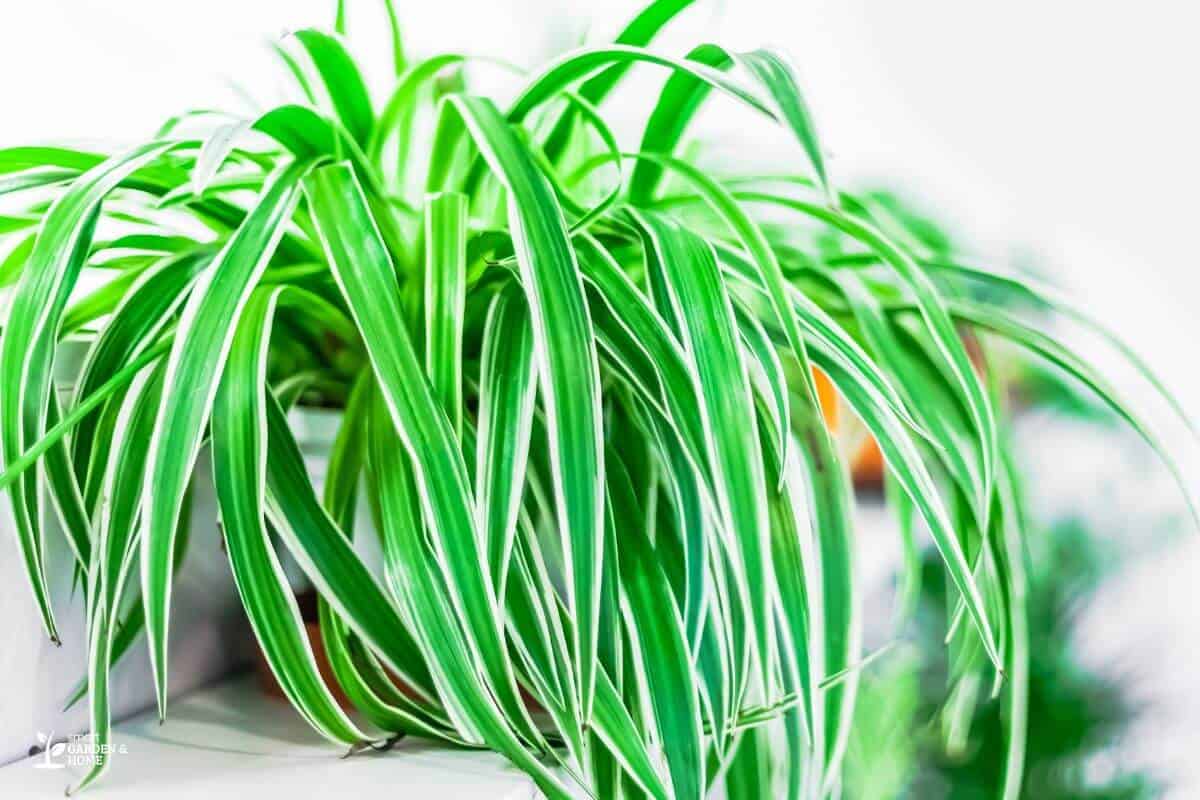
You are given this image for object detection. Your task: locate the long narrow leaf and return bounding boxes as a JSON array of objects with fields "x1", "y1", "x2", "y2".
[{"x1": 142, "y1": 159, "x2": 311, "y2": 717}]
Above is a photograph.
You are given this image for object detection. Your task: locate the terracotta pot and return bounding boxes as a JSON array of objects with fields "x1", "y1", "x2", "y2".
[
  {"x1": 813, "y1": 366, "x2": 884, "y2": 487},
  {"x1": 851, "y1": 436, "x2": 885, "y2": 488}
]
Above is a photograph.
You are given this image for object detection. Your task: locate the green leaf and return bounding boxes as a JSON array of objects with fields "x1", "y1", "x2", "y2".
[
  {"x1": 945, "y1": 298, "x2": 1200, "y2": 521},
  {"x1": 834, "y1": 270, "x2": 987, "y2": 529},
  {"x1": 996, "y1": 453, "x2": 1030, "y2": 800},
  {"x1": 609, "y1": 449, "x2": 704, "y2": 800},
  {"x1": 475, "y1": 285, "x2": 538, "y2": 597},
  {"x1": 293, "y1": 29, "x2": 375, "y2": 148},
  {"x1": 264, "y1": 391, "x2": 438, "y2": 701},
  {"x1": 924, "y1": 257, "x2": 1200, "y2": 446},
  {"x1": 70, "y1": 249, "x2": 210, "y2": 496},
  {"x1": 752, "y1": 191, "x2": 999, "y2": 525},
  {"x1": 303, "y1": 161, "x2": 545, "y2": 747},
  {"x1": 576, "y1": 234, "x2": 710, "y2": 484},
  {"x1": 0, "y1": 338, "x2": 172, "y2": 495},
  {"x1": 626, "y1": 209, "x2": 772, "y2": 696},
  {"x1": 364, "y1": 390, "x2": 572, "y2": 799},
  {"x1": 543, "y1": 0, "x2": 698, "y2": 161},
  {"x1": 213, "y1": 286, "x2": 367, "y2": 746},
  {"x1": 735, "y1": 50, "x2": 832, "y2": 203},
  {"x1": 423, "y1": 191, "x2": 468, "y2": 436},
  {"x1": 591, "y1": 670, "x2": 672, "y2": 800},
  {"x1": 1, "y1": 141, "x2": 176, "y2": 642},
  {"x1": 70, "y1": 362, "x2": 165, "y2": 795},
  {"x1": 369, "y1": 54, "x2": 464, "y2": 162},
  {"x1": 142, "y1": 158, "x2": 311, "y2": 718},
  {"x1": 0, "y1": 232, "x2": 35, "y2": 287},
  {"x1": 433, "y1": 95, "x2": 606, "y2": 719},
  {"x1": 43, "y1": 395, "x2": 90, "y2": 568},
  {"x1": 509, "y1": 45, "x2": 772, "y2": 126}
]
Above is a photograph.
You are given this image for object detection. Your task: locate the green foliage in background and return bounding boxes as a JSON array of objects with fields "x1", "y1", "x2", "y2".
[
  {"x1": 846, "y1": 520, "x2": 1158, "y2": 799},
  {"x1": 0, "y1": 0, "x2": 1192, "y2": 796}
]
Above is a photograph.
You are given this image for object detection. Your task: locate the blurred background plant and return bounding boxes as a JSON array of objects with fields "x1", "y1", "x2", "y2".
[
  {"x1": 834, "y1": 191, "x2": 1160, "y2": 797},
  {"x1": 846, "y1": 517, "x2": 1159, "y2": 799}
]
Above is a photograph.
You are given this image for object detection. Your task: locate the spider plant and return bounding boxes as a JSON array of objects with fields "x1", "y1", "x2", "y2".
[{"x1": 0, "y1": 0, "x2": 1193, "y2": 796}]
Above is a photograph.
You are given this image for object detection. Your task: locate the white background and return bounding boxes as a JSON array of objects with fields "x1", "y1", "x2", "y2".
[
  {"x1": 2, "y1": 0, "x2": 1198, "y2": 794},
  {"x1": 3, "y1": 0, "x2": 1197, "y2": 410}
]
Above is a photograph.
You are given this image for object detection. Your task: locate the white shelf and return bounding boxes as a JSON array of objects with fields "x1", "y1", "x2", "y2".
[{"x1": 0, "y1": 677, "x2": 537, "y2": 799}]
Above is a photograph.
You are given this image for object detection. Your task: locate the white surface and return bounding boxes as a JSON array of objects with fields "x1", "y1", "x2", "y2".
[
  {"x1": 0, "y1": 677, "x2": 536, "y2": 799},
  {"x1": 1015, "y1": 412, "x2": 1200, "y2": 794},
  {"x1": 2, "y1": 0, "x2": 1194, "y2": 408}
]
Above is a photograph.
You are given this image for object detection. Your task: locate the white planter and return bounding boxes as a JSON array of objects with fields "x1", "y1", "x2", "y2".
[
  {"x1": 0, "y1": 451, "x2": 252, "y2": 766},
  {"x1": 0, "y1": 396, "x2": 543, "y2": 797},
  {"x1": 0, "y1": 353, "x2": 344, "y2": 767}
]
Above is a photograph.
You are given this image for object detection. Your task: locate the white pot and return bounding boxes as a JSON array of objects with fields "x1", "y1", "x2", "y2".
[{"x1": 0, "y1": 349, "x2": 343, "y2": 766}]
